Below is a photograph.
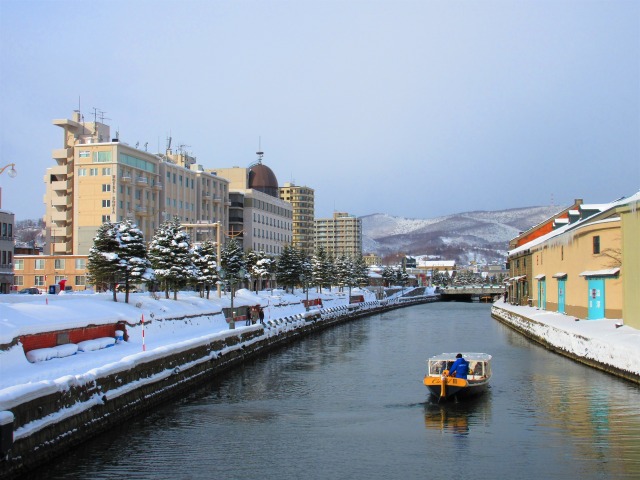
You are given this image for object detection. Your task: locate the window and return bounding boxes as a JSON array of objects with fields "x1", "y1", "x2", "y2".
[
  {"x1": 102, "y1": 167, "x2": 111, "y2": 175},
  {"x1": 90, "y1": 168, "x2": 99, "y2": 176},
  {"x1": 76, "y1": 276, "x2": 86, "y2": 286},
  {"x1": 102, "y1": 215, "x2": 111, "y2": 223},
  {"x1": 15, "y1": 259, "x2": 23, "y2": 270},
  {"x1": 34, "y1": 276, "x2": 45, "y2": 287},
  {"x1": 75, "y1": 259, "x2": 86, "y2": 269},
  {"x1": 14, "y1": 276, "x2": 23, "y2": 286},
  {"x1": 593, "y1": 236, "x2": 600, "y2": 254},
  {"x1": 78, "y1": 168, "x2": 87, "y2": 176},
  {"x1": 93, "y1": 151, "x2": 112, "y2": 163},
  {"x1": 102, "y1": 184, "x2": 111, "y2": 192},
  {"x1": 79, "y1": 150, "x2": 91, "y2": 158},
  {"x1": 35, "y1": 259, "x2": 45, "y2": 270},
  {"x1": 55, "y1": 275, "x2": 65, "y2": 283},
  {"x1": 54, "y1": 259, "x2": 65, "y2": 269},
  {"x1": 102, "y1": 200, "x2": 111, "y2": 208}
]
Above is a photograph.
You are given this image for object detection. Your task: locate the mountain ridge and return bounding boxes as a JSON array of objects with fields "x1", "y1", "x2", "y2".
[{"x1": 361, "y1": 205, "x2": 562, "y2": 265}]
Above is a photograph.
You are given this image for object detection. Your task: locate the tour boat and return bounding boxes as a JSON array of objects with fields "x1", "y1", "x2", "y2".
[{"x1": 423, "y1": 352, "x2": 492, "y2": 401}]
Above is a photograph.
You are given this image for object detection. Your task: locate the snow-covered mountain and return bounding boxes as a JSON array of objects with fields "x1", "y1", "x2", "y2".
[{"x1": 361, "y1": 206, "x2": 562, "y2": 265}]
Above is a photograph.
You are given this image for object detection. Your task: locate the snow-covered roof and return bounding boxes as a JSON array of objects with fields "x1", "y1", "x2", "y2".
[
  {"x1": 552, "y1": 272, "x2": 567, "y2": 278},
  {"x1": 534, "y1": 274, "x2": 545, "y2": 280},
  {"x1": 417, "y1": 260, "x2": 456, "y2": 268},
  {"x1": 509, "y1": 191, "x2": 640, "y2": 257}
]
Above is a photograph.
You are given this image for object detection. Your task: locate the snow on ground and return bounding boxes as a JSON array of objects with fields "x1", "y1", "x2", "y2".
[
  {"x1": 493, "y1": 299, "x2": 640, "y2": 377},
  {"x1": 0, "y1": 287, "x2": 361, "y2": 394}
]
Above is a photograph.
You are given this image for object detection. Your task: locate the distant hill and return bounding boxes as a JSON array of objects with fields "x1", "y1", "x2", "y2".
[{"x1": 361, "y1": 206, "x2": 562, "y2": 265}]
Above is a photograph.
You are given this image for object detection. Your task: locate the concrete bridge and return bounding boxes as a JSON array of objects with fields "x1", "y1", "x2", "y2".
[{"x1": 439, "y1": 285, "x2": 504, "y2": 303}]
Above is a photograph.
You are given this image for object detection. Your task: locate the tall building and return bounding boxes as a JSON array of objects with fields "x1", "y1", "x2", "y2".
[
  {"x1": 208, "y1": 153, "x2": 292, "y2": 255},
  {"x1": 314, "y1": 212, "x2": 362, "y2": 259},
  {"x1": 279, "y1": 182, "x2": 314, "y2": 256},
  {"x1": 44, "y1": 111, "x2": 230, "y2": 256}
]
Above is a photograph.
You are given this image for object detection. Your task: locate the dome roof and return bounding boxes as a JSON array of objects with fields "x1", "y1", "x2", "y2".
[{"x1": 249, "y1": 163, "x2": 279, "y2": 197}]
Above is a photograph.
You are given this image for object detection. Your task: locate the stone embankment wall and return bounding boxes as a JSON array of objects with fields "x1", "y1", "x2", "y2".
[
  {"x1": 0, "y1": 297, "x2": 435, "y2": 479},
  {"x1": 491, "y1": 304, "x2": 640, "y2": 385}
]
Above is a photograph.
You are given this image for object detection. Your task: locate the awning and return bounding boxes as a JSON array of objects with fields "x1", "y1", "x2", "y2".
[
  {"x1": 552, "y1": 272, "x2": 567, "y2": 279},
  {"x1": 512, "y1": 275, "x2": 527, "y2": 282},
  {"x1": 534, "y1": 274, "x2": 545, "y2": 280},
  {"x1": 579, "y1": 268, "x2": 620, "y2": 278}
]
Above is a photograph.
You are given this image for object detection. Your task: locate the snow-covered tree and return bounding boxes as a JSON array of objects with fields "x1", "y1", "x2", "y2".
[
  {"x1": 334, "y1": 255, "x2": 353, "y2": 292},
  {"x1": 87, "y1": 222, "x2": 120, "y2": 301},
  {"x1": 246, "y1": 250, "x2": 273, "y2": 292},
  {"x1": 382, "y1": 266, "x2": 396, "y2": 287},
  {"x1": 192, "y1": 239, "x2": 218, "y2": 299},
  {"x1": 276, "y1": 245, "x2": 302, "y2": 293},
  {"x1": 116, "y1": 219, "x2": 154, "y2": 304},
  {"x1": 353, "y1": 254, "x2": 369, "y2": 287},
  {"x1": 395, "y1": 265, "x2": 410, "y2": 288},
  {"x1": 148, "y1": 217, "x2": 199, "y2": 300},
  {"x1": 219, "y1": 238, "x2": 246, "y2": 289},
  {"x1": 311, "y1": 247, "x2": 330, "y2": 292}
]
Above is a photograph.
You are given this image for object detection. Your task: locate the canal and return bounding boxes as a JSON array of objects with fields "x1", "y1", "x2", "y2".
[{"x1": 25, "y1": 302, "x2": 640, "y2": 479}]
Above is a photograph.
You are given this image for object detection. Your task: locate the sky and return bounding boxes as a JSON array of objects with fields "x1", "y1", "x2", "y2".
[{"x1": 0, "y1": 0, "x2": 638, "y2": 223}]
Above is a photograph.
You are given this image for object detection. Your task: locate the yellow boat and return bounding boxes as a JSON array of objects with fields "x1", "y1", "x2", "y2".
[{"x1": 423, "y1": 353, "x2": 492, "y2": 401}]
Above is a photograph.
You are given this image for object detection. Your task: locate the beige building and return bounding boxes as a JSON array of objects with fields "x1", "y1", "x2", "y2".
[
  {"x1": 362, "y1": 253, "x2": 381, "y2": 267},
  {"x1": 208, "y1": 158, "x2": 293, "y2": 255},
  {"x1": 44, "y1": 111, "x2": 230, "y2": 256},
  {"x1": 14, "y1": 255, "x2": 88, "y2": 292},
  {"x1": 314, "y1": 212, "x2": 362, "y2": 259},
  {"x1": 279, "y1": 182, "x2": 315, "y2": 256},
  {"x1": 512, "y1": 192, "x2": 639, "y2": 327}
]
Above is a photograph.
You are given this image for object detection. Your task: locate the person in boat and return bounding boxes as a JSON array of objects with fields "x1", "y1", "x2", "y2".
[{"x1": 449, "y1": 353, "x2": 469, "y2": 380}]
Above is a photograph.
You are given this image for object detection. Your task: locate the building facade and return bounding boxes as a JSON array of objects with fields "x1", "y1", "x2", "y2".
[
  {"x1": 0, "y1": 210, "x2": 15, "y2": 293},
  {"x1": 44, "y1": 111, "x2": 230, "y2": 256},
  {"x1": 14, "y1": 255, "x2": 88, "y2": 292},
  {"x1": 208, "y1": 159, "x2": 293, "y2": 255},
  {"x1": 279, "y1": 182, "x2": 315, "y2": 256},
  {"x1": 510, "y1": 192, "x2": 639, "y2": 327},
  {"x1": 314, "y1": 212, "x2": 362, "y2": 259}
]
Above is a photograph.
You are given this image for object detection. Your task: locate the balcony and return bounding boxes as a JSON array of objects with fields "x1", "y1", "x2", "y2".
[
  {"x1": 51, "y1": 195, "x2": 68, "y2": 207},
  {"x1": 121, "y1": 176, "x2": 132, "y2": 183},
  {"x1": 136, "y1": 176, "x2": 148, "y2": 185},
  {"x1": 51, "y1": 241, "x2": 71, "y2": 254},
  {"x1": 152, "y1": 182, "x2": 163, "y2": 190},
  {"x1": 50, "y1": 180, "x2": 68, "y2": 192},
  {"x1": 52, "y1": 148, "x2": 72, "y2": 160},
  {"x1": 50, "y1": 209, "x2": 70, "y2": 222}
]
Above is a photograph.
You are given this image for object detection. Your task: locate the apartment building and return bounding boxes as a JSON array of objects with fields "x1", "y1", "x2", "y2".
[
  {"x1": 314, "y1": 212, "x2": 362, "y2": 259},
  {"x1": 279, "y1": 182, "x2": 315, "y2": 256},
  {"x1": 30, "y1": 111, "x2": 231, "y2": 291},
  {"x1": 208, "y1": 158, "x2": 293, "y2": 255},
  {"x1": 0, "y1": 210, "x2": 15, "y2": 293}
]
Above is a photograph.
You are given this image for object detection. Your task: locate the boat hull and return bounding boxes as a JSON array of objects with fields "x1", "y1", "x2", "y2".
[{"x1": 424, "y1": 376, "x2": 489, "y2": 401}]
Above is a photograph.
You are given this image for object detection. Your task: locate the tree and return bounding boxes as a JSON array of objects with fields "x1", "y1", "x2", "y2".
[
  {"x1": 219, "y1": 239, "x2": 246, "y2": 329},
  {"x1": 311, "y1": 246, "x2": 331, "y2": 292},
  {"x1": 276, "y1": 245, "x2": 301, "y2": 293},
  {"x1": 192, "y1": 239, "x2": 218, "y2": 299},
  {"x1": 148, "y1": 217, "x2": 198, "y2": 300},
  {"x1": 116, "y1": 219, "x2": 155, "y2": 304},
  {"x1": 382, "y1": 266, "x2": 396, "y2": 287},
  {"x1": 87, "y1": 222, "x2": 120, "y2": 301},
  {"x1": 353, "y1": 254, "x2": 370, "y2": 288}
]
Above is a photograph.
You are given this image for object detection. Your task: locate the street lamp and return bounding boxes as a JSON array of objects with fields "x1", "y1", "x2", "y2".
[{"x1": 0, "y1": 163, "x2": 17, "y2": 178}]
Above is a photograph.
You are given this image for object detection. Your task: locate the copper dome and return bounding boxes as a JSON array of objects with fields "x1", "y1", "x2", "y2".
[{"x1": 249, "y1": 163, "x2": 279, "y2": 197}]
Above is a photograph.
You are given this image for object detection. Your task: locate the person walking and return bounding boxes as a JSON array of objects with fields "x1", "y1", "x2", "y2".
[{"x1": 258, "y1": 306, "x2": 265, "y2": 324}]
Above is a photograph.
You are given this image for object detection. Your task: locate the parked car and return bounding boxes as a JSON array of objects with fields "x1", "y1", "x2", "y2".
[{"x1": 19, "y1": 287, "x2": 41, "y2": 295}]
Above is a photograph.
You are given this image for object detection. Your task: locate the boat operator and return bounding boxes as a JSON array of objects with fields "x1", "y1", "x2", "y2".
[{"x1": 449, "y1": 353, "x2": 469, "y2": 380}]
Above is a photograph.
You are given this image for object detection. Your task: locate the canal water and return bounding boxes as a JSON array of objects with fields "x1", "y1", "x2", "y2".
[{"x1": 25, "y1": 303, "x2": 640, "y2": 479}]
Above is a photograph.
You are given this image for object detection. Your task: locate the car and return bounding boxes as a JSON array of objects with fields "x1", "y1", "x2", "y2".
[{"x1": 19, "y1": 287, "x2": 41, "y2": 295}]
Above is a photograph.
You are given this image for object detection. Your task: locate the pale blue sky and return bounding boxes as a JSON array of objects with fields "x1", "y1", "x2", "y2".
[{"x1": 1, "y1": 0, "x2": 638, "y2": 222}]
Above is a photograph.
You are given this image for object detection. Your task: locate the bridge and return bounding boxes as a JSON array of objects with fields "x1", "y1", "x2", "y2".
[{"x1": 439, "y1": 285, "x2": 504, "y2": 303}]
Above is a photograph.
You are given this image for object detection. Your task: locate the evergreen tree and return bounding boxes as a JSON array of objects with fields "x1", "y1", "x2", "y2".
[
  {"x1": 148, "y1": 217, "x2": 198, "y2": 300},
  {"x1": 219, "y1": 238, "x2": 246, "y2": 288},
  {"x1": 276, "y1": 245, "x2": 301, "y2": 293},
  {"x1": 192, "y1": 239, "x2": 218, "y2": 299},
  {"x1": 116, "y1": 219, "x2": 155, "y2": 304},
  {"x1": 353, "y1": 254, "x2": 370, "y2": 287},
  {"x1": 87, "y1": 222, "x2": 120, "y2": 301},
  {"x1": 382, "y1": 266, "x2": 396, "y2": 287},
  {"x1": 311, "y1": 247, "x2": 330, "y2": 292},
  {"x1": 334, "y1": 255, "x2": 351, "y2": 292}
]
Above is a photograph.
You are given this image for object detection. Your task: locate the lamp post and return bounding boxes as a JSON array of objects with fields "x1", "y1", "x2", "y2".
[{"x1": 0, "y1": 164, "x2": 17, "y2": 178}]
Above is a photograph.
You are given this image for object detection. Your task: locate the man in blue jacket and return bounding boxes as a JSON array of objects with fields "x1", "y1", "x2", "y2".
[{"x1": 449, "y1": 353, "x2": 469, "y2": 380}]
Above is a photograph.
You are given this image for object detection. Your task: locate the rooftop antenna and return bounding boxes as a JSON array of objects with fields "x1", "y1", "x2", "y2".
[
  {"x1": 144, "y1": 142, "x2": 148, "y2": 151},
  {"x1": 166, "y1": 135, "x2": 172, "y2": 154},
  {"x1": 256, "y1": 136, "x2": 264, "y2": 164}
]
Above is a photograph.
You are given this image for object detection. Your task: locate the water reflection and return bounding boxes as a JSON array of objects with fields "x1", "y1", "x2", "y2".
[{"x1": 423, "y1": 392, "x2": 492, "y2": 437}]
